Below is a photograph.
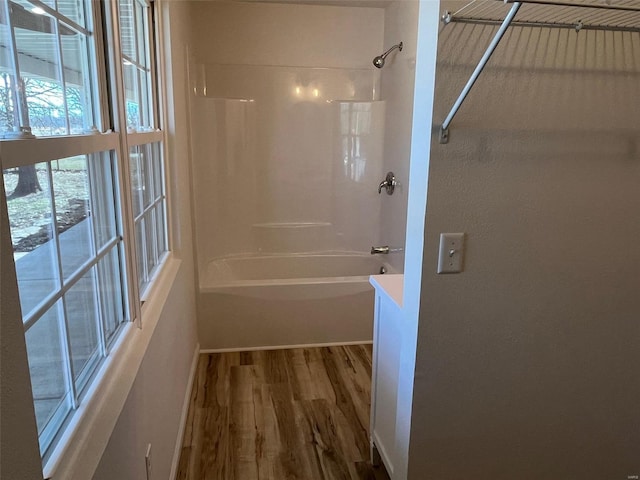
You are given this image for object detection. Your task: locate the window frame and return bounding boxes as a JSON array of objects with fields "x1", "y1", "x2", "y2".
[
  {"x1": 110, "y1": 0, "x2": 169, "y2": 304},
  {"x1": 0, "y1": 0, "x2": 100, "y2": 138},
  {"x1": 1, "y1": 136, "x2": 128, "y2": 459},
  {"x1": 0, "y1": 0, "x2": 172, "y2": 467}
]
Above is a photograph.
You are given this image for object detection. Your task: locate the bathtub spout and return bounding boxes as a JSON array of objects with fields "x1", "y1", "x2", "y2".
[{"x1": 371, "y1": 246, "x2": 389, "y2": 255}]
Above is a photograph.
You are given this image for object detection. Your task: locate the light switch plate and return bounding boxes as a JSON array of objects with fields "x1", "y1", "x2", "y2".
[{"x1": 437, "y1": 233, "x2": 465, "y2": 274}]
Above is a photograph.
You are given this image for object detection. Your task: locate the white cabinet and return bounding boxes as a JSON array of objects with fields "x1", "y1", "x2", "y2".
[{"x1": 369, "y1": 274, "x2": 403, "y2": 478}]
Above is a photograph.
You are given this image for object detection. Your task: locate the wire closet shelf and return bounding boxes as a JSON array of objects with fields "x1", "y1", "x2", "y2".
[{"x1": 439, "y1": 0, "x2": 640, "y2": 143}]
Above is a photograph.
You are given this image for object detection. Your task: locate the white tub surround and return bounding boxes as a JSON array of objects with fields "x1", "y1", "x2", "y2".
[
  {"x1": 188, "y1": 3, "x2": 391, "y2": 352},
  {"x1": 198, "y1": 254, "x2": 391, "y2": 351}
]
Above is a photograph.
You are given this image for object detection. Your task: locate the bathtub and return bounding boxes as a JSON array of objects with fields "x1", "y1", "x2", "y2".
[{"x1": 198, "y1": 253, "x2": 389, "y2": 351}]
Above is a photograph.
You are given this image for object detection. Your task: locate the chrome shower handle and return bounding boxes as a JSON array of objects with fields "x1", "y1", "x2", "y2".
[{"x1": 378, "y1": 171, "x2": 396, "y2": 195}]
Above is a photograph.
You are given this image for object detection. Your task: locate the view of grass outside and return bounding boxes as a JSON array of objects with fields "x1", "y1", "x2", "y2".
[
  {"x1": 2, "y1": 152, "x2": 125, "y2": 446},
  {"x1": 3, "y1": 157, "x2": 89, "y2": 258},
  {"x1": 2, "y1": 0, "x2": 158, "y2": 458}
]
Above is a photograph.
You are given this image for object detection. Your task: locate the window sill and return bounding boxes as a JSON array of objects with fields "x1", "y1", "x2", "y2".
[{"x1": 43, "y1": 256, "x2": 182, "y2": 480}]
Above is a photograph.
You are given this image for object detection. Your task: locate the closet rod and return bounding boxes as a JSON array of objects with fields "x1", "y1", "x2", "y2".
[
  {"x1": 443, "y1": 17, "x2": 640, "y2": 33},
  {"x1": 503, "y1": 0, "x2": 640, "y2": 12},
  {"x1": 440, "y1": 1, "x2": 522, "y2": 144}
]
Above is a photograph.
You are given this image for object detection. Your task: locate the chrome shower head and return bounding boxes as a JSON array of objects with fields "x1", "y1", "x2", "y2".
[{"x1": 373, "y1": 42, "x2": 403, "y2": 69}]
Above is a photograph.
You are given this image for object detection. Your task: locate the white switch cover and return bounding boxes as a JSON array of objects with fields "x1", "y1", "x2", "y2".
[{"x1": 437, "y1": 233, "x2": 465, "y2": 274}]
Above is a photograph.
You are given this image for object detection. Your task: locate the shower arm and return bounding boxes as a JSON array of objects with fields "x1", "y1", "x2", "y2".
[{"x1": 380, "y1": 42, "x2": 403, "y2": 61}]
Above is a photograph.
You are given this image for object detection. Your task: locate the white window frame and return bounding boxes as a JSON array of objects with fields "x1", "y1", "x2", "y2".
[
  {"x1": 109, "y1": 0, "x2": 169, "y2": 309},
  {"x1": 0, "y1": 0, "x2": 100, "y2": 138},
  {"x1": 1, "y1": 133, "x2": 127, "y2": 459},
  {"x1": 0, "y1": 0, "x2": 173, "y2": 471}
]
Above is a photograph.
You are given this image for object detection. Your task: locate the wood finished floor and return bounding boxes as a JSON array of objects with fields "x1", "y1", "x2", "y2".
[{"x1": 176, "y1": 345, "x2": 390, "y2": 480}]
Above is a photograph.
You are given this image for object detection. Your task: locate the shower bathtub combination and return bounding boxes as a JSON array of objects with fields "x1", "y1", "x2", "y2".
[{"x1": 190, "y1": 61, "x2": 389, "y2": 351}]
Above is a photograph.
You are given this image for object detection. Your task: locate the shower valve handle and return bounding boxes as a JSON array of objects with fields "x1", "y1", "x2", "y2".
[{"x1": 378, "y1": 172, "x2": 396, "y2": 195}]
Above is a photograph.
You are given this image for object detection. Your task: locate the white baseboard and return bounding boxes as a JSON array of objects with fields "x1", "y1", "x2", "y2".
[
  {"x1": 169, "y1": 342, "x2": 200, "y2": 480},
  {"x1": 200, "y1": 340, "x2": 373, "y2": 354}
]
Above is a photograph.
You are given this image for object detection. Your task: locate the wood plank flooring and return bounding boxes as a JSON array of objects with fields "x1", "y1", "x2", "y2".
[{"x1": 176, "y1": 345, "x2": 390, "y2": 480}]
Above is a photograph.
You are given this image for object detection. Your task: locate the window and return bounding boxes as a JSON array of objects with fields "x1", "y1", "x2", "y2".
[
  {"x1": 0, "y1": 0, "x2": 98, "y2": 137},
  {"x1": 117, "y1": 0, "x2": 167, "y2": 296},
  {"x1": 118, "y1": 0, "x2": 155, "y2": 131},
  {"x1": 3, "y1": 150, "x2": 126, "y2": 456},
  {"x1": 0, "y1": 0, "x2": 168, "y2": 464},
  {"x1": 129, "y1": 141, "x2": 167, "y2": 292}
]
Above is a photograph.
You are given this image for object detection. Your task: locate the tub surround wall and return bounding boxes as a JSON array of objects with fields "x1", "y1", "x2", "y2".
[
  {"x1": 409, "y1": 3, "x2": 640, "y2": 478},
  {"x1": 191, "y1": 65, "x2": 385, "y2": 263},
  {"x1": 379, "y1": 0, "x2": 421, "y2": 273},
  {"x1": 189, "y1": 1, "x2": 390, "y2": 351},
  {"x1": 190, "y1": 2, "x2": 384, "y2": 69},
  {"x1": 190, "y1": 2, "x2": 387, "y2": 264}
]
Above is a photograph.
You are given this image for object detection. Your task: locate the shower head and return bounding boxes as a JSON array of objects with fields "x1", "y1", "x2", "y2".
[{"x1": 372, "y1": 42, "x2": 403, "y2": 69}]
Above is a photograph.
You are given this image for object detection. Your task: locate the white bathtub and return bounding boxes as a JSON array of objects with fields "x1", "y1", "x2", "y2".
[{"x1": 198, "y1": 253, "x2": 389, "y2": 350}]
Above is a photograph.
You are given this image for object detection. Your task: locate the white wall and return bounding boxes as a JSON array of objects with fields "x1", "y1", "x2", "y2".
[
  {"x1": 189, "y1": 2, "x2": 387, "y2": 264},
  {"x1": 0, "y1": 178, "x2": 43, "y2": 480},
  {"x1": 408, "y1": 3, "x2": 640, "y2": 478},
  {"x1": 379, "y1": 0, "x2": 421, "y2": 272},
  {"x1": 92, "y1": 1, "x2": 199, "y2": 479},
  {"x1": 191, "y1": 2, "x2": 384, "y2": 69}
]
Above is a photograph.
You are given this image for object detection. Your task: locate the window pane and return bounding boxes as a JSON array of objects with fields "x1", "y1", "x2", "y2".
[
  {"x1": 135, "y1": 217, "x2": 146, "y2": 288},
  {"x1": 155, "y1": 203, "x2": 165, "y2": 256},
  {"x1": 6, "y1": 152, "x2": 126, "y2": 457},
  {"x1": 142, "y1": 143, "x2": 153, "y2": 208},
  {"x1": 53, "y1": 156, "x2": 94, "y2": 279},
  {"x1": 129, "y1": 145, "x2": 143, "y2": 216},
  {"x1": 64, "y1": 269, "x2": 100, "y2": 384},
  {"x1": 138, "y1": 67, "x2": 151, "y2": 127},
  {"x1": 90, "y1": 152, "x2": 118, "y2": 248},
  {"x1": 61, "y1": 31, "x2": 94, "y2": 134},
  {"x1": 0, "y1": 72, "x2": 17, "y2": 135},
  {"x1": 146, "y1": 210, "x2": 156, "y2": 273},
  {"x1": 98, "y1": 247, "x2": 125, "y2": 343},
  {"x1": 152, "y1": 142, "x2": 162, "y2": 200},
  {"x1": 135, "y1": 0, "x2": 147, "y2": 68},
  {"x1": 119, "y1": 0, "x2": 154, "y2": 130},
  {"x1": 132, "y1": 141, "x2": 166, "y2": 294},
  {"x1": 118, "y1": 0, "x2": 136, "y2": 61},
  {"x1": 3, "y1": 163, "x2": 59, "y2": 318},
  {"x1": 35, "y1": 0, "x2": 56, "y2": 9},
  {"x1": 3, "y1": 0, "x2": 96, "y2": 137},
  {"x1": 25, "y1": 302, "x2": 70, "y2": 435},
  {"x1": 0, "y1": 14, "x2": 17, "y2": 135},
  {"x1": 57, "y1": 0, "x2": 88, "y2": 29},
  {"x1": 12, "y1": 8, "x2": 64, "y2": 136},
  {"x1": 123, "y1": 62, "x2": 140, "y2": 129}
]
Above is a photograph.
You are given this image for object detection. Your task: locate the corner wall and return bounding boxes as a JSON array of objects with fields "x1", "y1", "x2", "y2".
[
  {"x1": 409, "y1": 3, "x2": 640, "y2": 478},
  {"x1": 91, "y1": 1, "x2": 198, "y2": 479},
  {"x1": 379, "y1": 0, "x2": 421, "y2": 272}
]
